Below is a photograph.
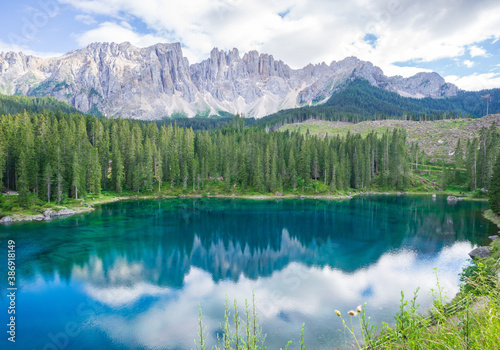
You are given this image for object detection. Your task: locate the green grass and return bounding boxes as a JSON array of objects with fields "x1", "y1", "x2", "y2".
[{"x1": 484, "y1": 209, "x2": 500, "y2": 226}]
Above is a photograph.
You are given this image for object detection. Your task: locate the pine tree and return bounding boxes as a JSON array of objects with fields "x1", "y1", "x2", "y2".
[
  {"x1": 0, "y1": 135, "x2": 5, "y2": 189},
  {"x1": 224, "y1": 163, "x2": 231, "y2": 192},
  {"x1": 88, "y1": 148, "x2": 101, "y2": 195},
  {"x1": 312, "y1": 148, "x2": 319, "y2": 180},
  {"x1": 169, "y1": 131, "x2": 180, "y2": 188},
  {"x1": 17, "y1": 151, "x2": 30, "y2": 208},
  {"x1": 143, "y1": 137, "x2": 153, "y2": 192},
  {"x1": 489, "y1": 154, "x2": 500, "y2": 214},
  {"x1": 270, "y1": 151, "x2": 277, "y2": 193},
  {"x1": 55, "y1": 145, "x2": 64, "y2": 204},
  {"x1": 253, "y1": 155, "x2": 265, "y2": 193},
  {"x1": 43, "y1": 162, "x2": 53, "y2": 203},
  {"x1": 287, "y1": 148, "x2": 297, "y2": 190},
  {"x1": 157, "y1": 147, "x2": 163, "y2": 193},
  {"x1": 71, "y1": 150, "x2": 81, "y2": 199}
]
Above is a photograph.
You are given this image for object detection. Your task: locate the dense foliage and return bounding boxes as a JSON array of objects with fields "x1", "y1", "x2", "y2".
[
  {"x1": 0, "y1": 110, "x2": 413, "y2": 207},
  {"x1": 489, "y1": 154, "x2": 500, "y2": 214},
  {"x1": 154, "y1": 115, "x2": 255, "y2": 131},
  {"x1": 256, "y1": 79, "x2": 500, "y2": 129},
  {"x1": 462, "y1": 124, "x2": 499, "y2": 192},
  {"x1": 0, "y1": 93, "x2": 81, "y2": 115}
]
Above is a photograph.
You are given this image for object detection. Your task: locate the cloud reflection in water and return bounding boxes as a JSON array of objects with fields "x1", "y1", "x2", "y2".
[{"x1": 72, "y1": 229, "x2": 473, "y2": 349}]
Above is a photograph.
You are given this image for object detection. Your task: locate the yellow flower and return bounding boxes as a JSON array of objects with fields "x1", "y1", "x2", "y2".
[
  {"x1": 348, "y1": 310, "x2": 357, "y2": 317},
  {"x1": 335, "y1": 310, "x2": 341, "y2": 317}
]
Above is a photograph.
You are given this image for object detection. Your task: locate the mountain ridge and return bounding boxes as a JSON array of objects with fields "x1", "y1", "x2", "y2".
[{"x1": 0, "y1": 42, "x2": 460, "y2": 119}]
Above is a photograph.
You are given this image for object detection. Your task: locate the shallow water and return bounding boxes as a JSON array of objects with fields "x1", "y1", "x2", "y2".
[{"x1": 0, "y1": 195, "x2": 495, "y2": 349}]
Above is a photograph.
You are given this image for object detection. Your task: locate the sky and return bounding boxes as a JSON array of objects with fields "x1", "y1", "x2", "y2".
[{"x1": 0, "y1": 0, "x2": 500, "y2": 91}]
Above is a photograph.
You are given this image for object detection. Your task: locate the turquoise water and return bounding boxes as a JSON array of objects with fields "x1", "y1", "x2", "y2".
[{"x1": 0, "y1": 195, "x2": 496, "y2": 349}]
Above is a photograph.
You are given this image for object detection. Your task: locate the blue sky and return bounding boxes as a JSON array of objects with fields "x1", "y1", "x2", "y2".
[{"x1": 1, "y1": 0, "x2": 499, "y2": 91}]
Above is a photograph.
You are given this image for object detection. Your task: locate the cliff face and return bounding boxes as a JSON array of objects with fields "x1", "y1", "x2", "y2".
[{"x1": 0, "y1": 42, "x2": 458, "y2": 119}]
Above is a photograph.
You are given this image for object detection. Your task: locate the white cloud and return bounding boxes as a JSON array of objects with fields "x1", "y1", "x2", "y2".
[
  {"x1": 86, "y1": 283, "x2": 171, "y2": 307},
  {"x1": 75, "y1": 14, "x2": 97, "y2": 25},
  {"x1": 53, "y1": 0, "x2": 500, "y2": 86},
  {"x1": 445, "y1": 72, "x2": 500, "y2": 90},
  {"x1": 468, "y1": 45, "x2": 488, "y2": 57},
  {"x1": 464, "y1": 59, "x2": 474, "y2": 68},
  {"x1": 73, "y1": 21, "x2": 170, "y2": 49},
  {"x1": 0, "y1": 39, "x2": 62, "y2": 57}
]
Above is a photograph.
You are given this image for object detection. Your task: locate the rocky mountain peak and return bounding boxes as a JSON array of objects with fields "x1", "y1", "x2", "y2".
[{"x1": 0, "y1": 42, "x2": 459, "y2": 119}]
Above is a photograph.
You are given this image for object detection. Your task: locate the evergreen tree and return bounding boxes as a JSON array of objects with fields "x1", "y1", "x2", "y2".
[
  {"x1": 253, "y1": 155, "x2": 265, "y2": 193},
  {"x1": 43, "y1": 162, "x2": 53, "y2": 203},
  {"x1": 71, "y1": 150, "x2": 81, "y2": 199},
  {"x1": 0, "y1": 135, "x2": 5, "y2": 189},
  {"x1": 17, "y1": 151, "x2": 30, "y2": 208},
  {"x1": 157, "y1": 147, "x2": 163, "y2": 193},
  {"x1": 489, "y1": 154, "x2": 500, "y2": 214}
]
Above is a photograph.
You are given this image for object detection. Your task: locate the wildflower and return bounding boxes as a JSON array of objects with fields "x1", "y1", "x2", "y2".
[
  {"x1": 348, "y1": 310, "x2": 357, "y2": 317},
  {"x1": 356, "y1": 305, "x2": 362, "y2": 313},
  {"x1": 335, "y1": 310, "x2": 341, "y2": 317}
]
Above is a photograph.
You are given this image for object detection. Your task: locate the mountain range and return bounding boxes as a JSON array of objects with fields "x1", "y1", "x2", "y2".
[{"x1": 0, "y1": 42, "x2": 463, "y2": 120}]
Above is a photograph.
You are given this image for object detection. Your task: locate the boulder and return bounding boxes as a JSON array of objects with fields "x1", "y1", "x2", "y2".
[
  {"x1": 0, "y1": 216, "x2": 13, "y2": 223},
  {"x1": 432, "y1": 194, "x2": 437, "y2": 198},
  {"x1": 468, "y1": 247, "x2": 491, "y2": 259},
  {"x1": 43, "y1": 209, "x2": 53, "y2": 218},
  {"x1": 51, "y1": 209, "x2": 76, "y2": 217},
  {"x1": 488, "y1": 235, "x2": 499, "y2": 240},
  {"x1": 299, "y1": 195, "x2": 306, "y2": 199},
  {"x1": 34, "y1": 215, "x2": 45, "y2": 221},
  {"x1": 447, "y1": 196, "x2": 458, "y2": 202}
]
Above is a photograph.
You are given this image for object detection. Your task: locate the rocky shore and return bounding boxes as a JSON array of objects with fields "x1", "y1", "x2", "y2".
[{"x1": 0, "y1": 206, "x2": 94, "y2": 224}]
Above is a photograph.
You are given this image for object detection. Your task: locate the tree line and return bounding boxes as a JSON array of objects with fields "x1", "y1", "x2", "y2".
[
  {"x1": 0, "y1": 93, "x2": 80, "y2": 116},
  {"x1": 256, "y1": 79, "x2": 478, "y2": 130},
  {"x1": 0, "y1": 111, "x2": 413, "y2": 207}
]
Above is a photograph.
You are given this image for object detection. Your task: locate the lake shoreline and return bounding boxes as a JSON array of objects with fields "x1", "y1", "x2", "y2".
[{"x1": 0, "y1": 190, "x2": 487, "y2": 224}]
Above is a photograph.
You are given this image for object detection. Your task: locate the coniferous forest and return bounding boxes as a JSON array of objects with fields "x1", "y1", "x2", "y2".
[
  {"x1": 0, "y1": 106, "x2": 499, "y2": 211},
  {"x1": 0, "y1": 109, "x2": 411, "y2": 206}
]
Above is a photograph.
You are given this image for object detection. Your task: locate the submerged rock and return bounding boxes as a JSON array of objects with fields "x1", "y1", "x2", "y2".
[
  {"x1": 468, "y1": 247, "x2": 491, "y2": 259},
  {"x1": 447, "y1": 195, "x2": 458, "y2": 202},
  {"x1": 488, "y1": 235, "x2": 499, "y2": 240}
]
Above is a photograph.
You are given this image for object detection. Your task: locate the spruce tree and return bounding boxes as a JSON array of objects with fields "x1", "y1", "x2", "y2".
[
  {"x1": 17, "y1": 151, "x2": 30, "y2": 208},
  {"x1": 43, "y1": 162, "x2": 53, "y2": 203},
  {"x1": 71, "y1": 151, "x2": 81, "y2": 199},
  {"x1": 489, "y1": 154, "x2": 500, "y2": 214}
]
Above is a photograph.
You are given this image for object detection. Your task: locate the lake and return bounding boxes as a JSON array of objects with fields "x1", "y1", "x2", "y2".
[{"x1": 0, "y1": 195, "x2": 496, "y2": 349}]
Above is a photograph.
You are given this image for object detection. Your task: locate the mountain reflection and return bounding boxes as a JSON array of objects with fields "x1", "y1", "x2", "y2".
[
  {"x1": 2, "y1": 196, "x2": 496, "y2": 350},
  {"x1": 14, "y1": 196, "x2": 493, "y2": 288}
]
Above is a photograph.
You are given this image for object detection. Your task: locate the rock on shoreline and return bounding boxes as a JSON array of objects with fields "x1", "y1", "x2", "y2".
[
  {"x1": 0, "y1": 207, "x2": 92, "y2": 224},
  {"x1": 468, "y1": 246, "x2": 492, "y2": 260}
]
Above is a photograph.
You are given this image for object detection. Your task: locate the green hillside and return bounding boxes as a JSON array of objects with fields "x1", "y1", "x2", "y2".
[
  {"x1": 0, "y1": 93, "x2": 81, "y2": 115},
  {"x1": 257, "y1": 79, "x2": 500, "y2": 128},
  {"x1": 280, "y1": 114, "x2": 500, "y2": 158}
]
